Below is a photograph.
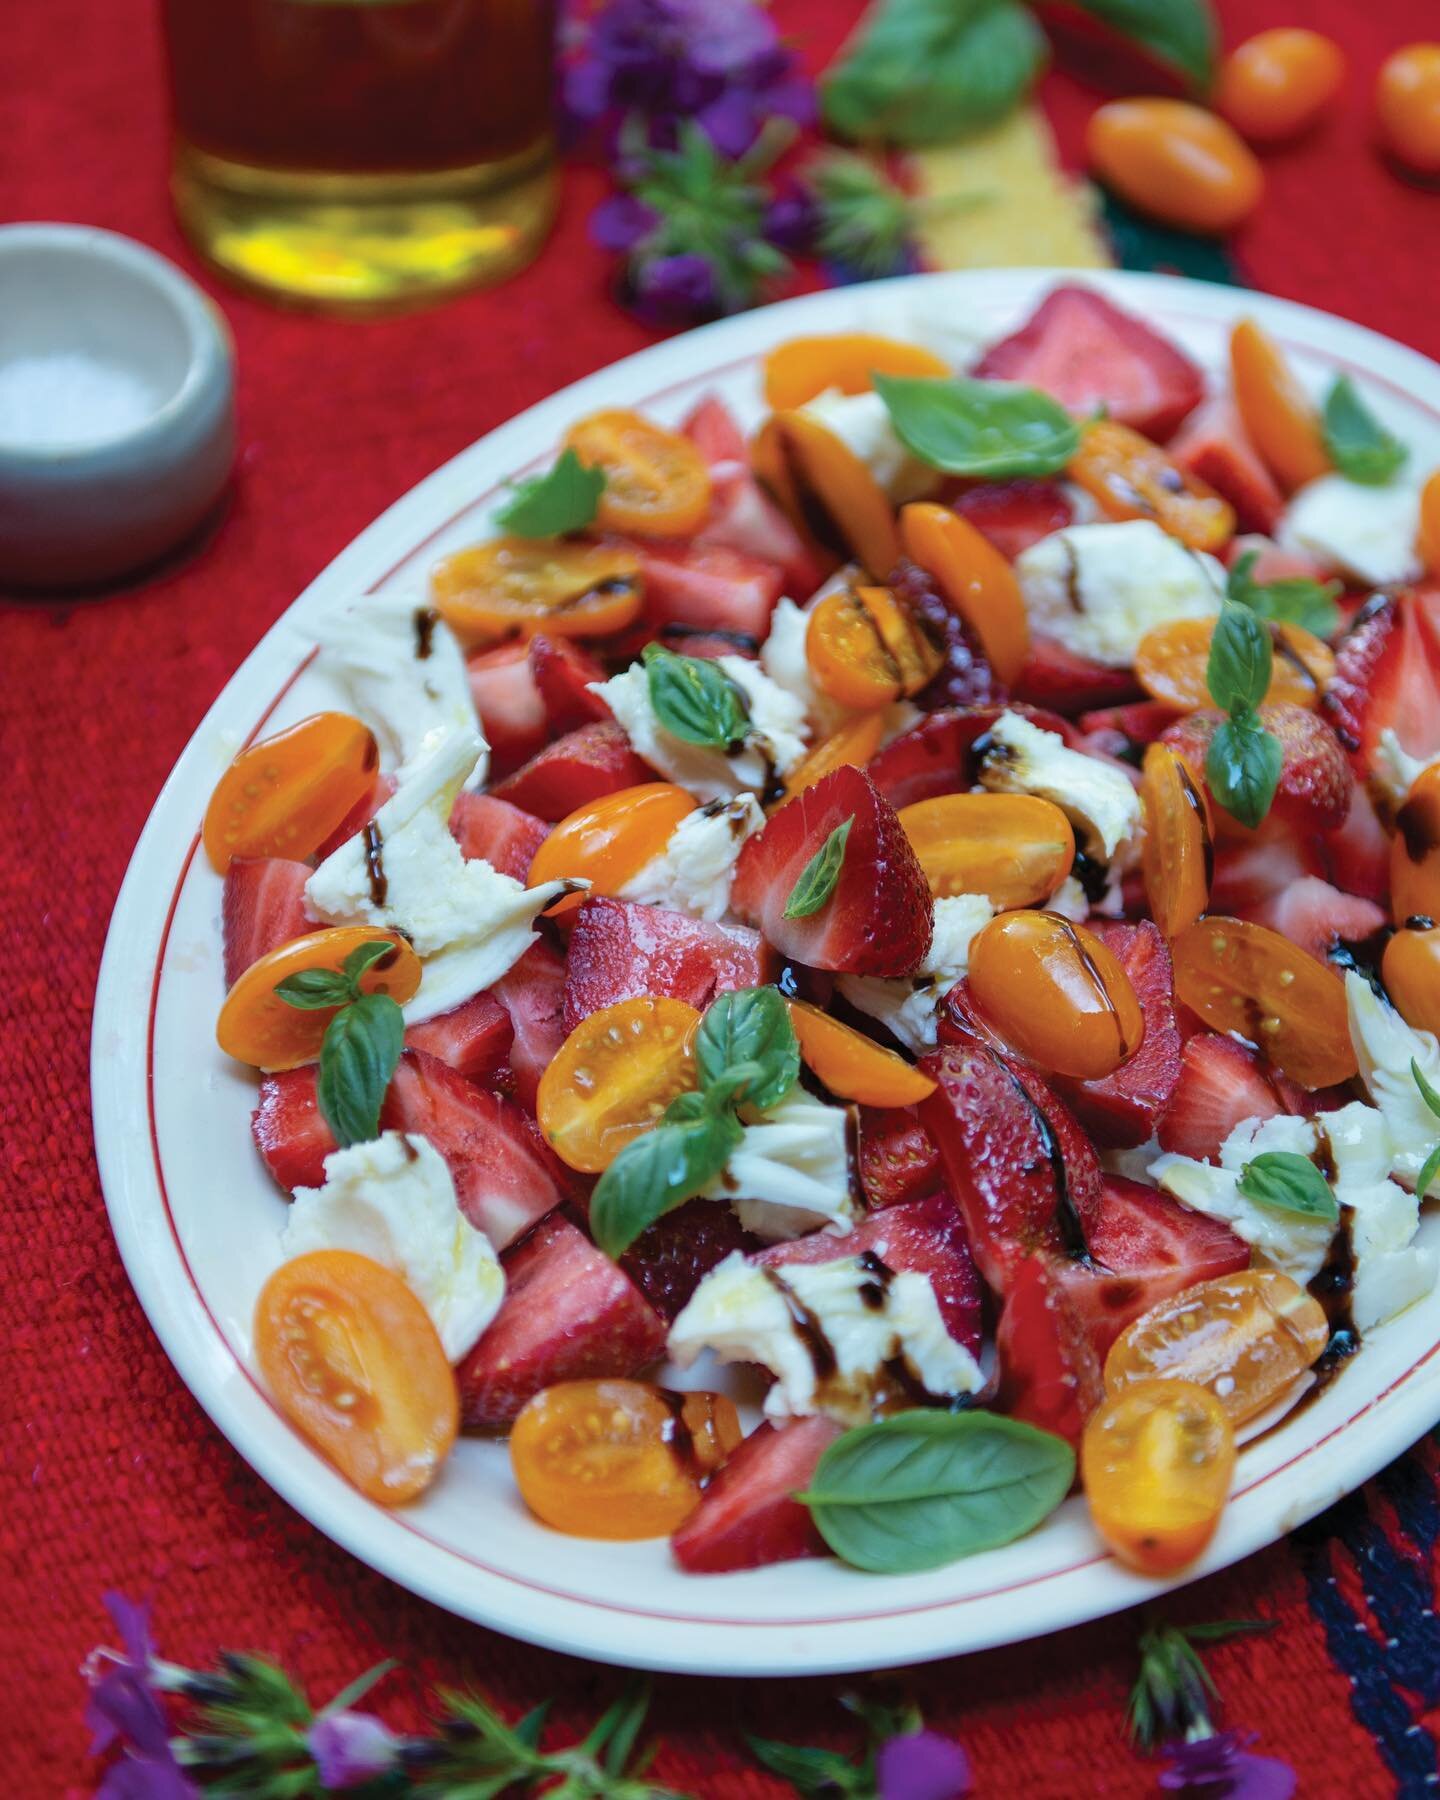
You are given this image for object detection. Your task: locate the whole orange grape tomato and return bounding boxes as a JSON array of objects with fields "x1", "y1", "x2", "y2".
[
  {"x1": 1217, "y1": 30, "x2": 1346, "y2": 144},
  {"x1": 1086, "y1": 100, "x2": 1263, "y2": 235}
]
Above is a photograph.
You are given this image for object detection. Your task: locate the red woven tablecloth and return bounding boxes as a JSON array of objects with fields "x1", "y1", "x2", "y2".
[{"x1": 6, "y1": 2, "x2": 1440, "y2": 1793}]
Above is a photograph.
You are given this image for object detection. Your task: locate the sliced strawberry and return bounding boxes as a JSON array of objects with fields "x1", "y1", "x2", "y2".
[
  {"x1": 490, "y1": 721, "x2": 655, "y2": 822},
  {"x1": 670, "y1": 1416, "x2": 840, "y2": 1574},
  {"x1": 1162, "y1": 703, "x2": 1353, "y2": 834},
  {"x1": 682, "y1": 391, "x2": 748, "y2": 465},
  {"x1": 996, "y1": 1253, "x2": 1104, "y2": 1449},
  {"x1": 618, "y1": 1197, "x2": 762, "y2": 1322},
  {"x1": 467, "y1": 641, "x2": 549, "y2": 776},
  {"x1": 221, "y1": 858, "x2": 316, "y2": 988},
  {"x1": 1322, "y1": 589, "x2": 1440, "y2": 776},
  {"x1": 490, "y1": 937, "x2": 569, "y2": 1110},
  {"x1": 388, "y1": 1049, "x2": 568, "y2": 1248},
  {"x1": 1170, "y1": 395, "x2": 1282, "y2": 535},
  {"x1": 1013, "y1": 633, "x2": 1144, "y2": 716},
  {"x1": 1223, "y1": 534, "x2": 1334, "y2": 586},
  {"x1": 449, "y1": 790, "x2": 550, "y2": 882},
  {"x1": 404, "y1": 990, "x2": 514, "y2": 1084},
  {"x1": 1209, "y1": 813, "x2": 1326, "y2": 914},
  {"x1": 949, "y1": 478, "x2": 1073, "y2": 562},
  {"x1": 608, "y1": 536, "x2": 785, "y2": 644},
  {"x1": 683, "y1": 392, "x2": 822, "y2": 598},
  {"x1": 857, "y1": 1103, "x2": 942, "y2": 1208},
  {"x1": 1078, "y1": 700, "x2": 1183, "y2": 749},
  {"x1": 1053, "y1": 920, "x2": 1182, "y2": 1149},
  {"x1": 866, "y1": 702, "x2": 1079, "y2": 810},
  {"x1": 973, "y1": 285, "x2": 1204, "y2": 441},
  {"x1": 252, "y1": 1065, "x2": 340, "y2": 1192},
  {"x1": 563, "y1": 896, "x2": 772, "y2": 1032},
  {"x1": 314, "y1": 771, "x2": 394, "y2": 861},
  {"x1": 1320, "y1": 785, "x2": 1389, "y2": 905},
  {"x1": 1239, "y1": 875, "x2": 1386, "y2": 963},
  {"x1": 1156, "y1": 1031, "x2": 1306, "y2": 1162},
  {"x1": 758, "y1": 1190, "x2": 983, "y2": 1355},
  {"x1": 457, "y1": 1213, "x2": 666, "y2": 1430},
  {"x1": 889, "y1": 557, "x2": 1005, "y2": 710},
  {"x1": 528, "y1": 634, "x2": 610, "y2": 734}
]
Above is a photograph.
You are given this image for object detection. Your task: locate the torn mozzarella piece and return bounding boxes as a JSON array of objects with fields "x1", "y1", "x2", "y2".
[
  {"x1": 1278, "y1": 473, "x2": 1424, "y2": 588},
  {"x1": 618, "y1": 795, "x2": 763, "y2": 922},
  {"x1": 839, "y1": 892, "x2": 994, "y2": 1054},
  {"x1": 974, "y1": 708, "x2": 1141, "y2": 865},
  {"x1": 1346, "y1": 972, "x2": 1440, "y2": 1197},
  {"x1": 796, "y1": 388, "x2": 940, "y2": 504},
  {"x1": 701, "y1": 1087, "x2": 861, "y2": 1241},
  {"x1": 1044, "y1": 875, "x2": 1091, "y2": 922},
  {"x1": 1373, "y1": 728, "x2": 1437, "y2": 807}
]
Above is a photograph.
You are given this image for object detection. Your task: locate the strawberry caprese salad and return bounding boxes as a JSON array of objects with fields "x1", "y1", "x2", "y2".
[{"x1": 204, "y1": 283, "x2": 1440, "y2": 1581}]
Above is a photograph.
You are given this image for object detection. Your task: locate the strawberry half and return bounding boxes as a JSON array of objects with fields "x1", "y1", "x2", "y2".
[
  {"x1": 618, "y1": 1196, "x2": 761, "y2": 1322},
  {"x1": 1156, "y1": 1031, "x2": 1307, "y2": 1162},
  {"x1": 731, "y1": 765, "x2": 933, "y2": 976},
  {"x1": 252, "y1": 1065, "x2": 344, "y2": 1192},
  {"x1": 1161, "y1": 703, "x2": 1353, "y2": 833},
  {"x1": 563, "y1": 896, "x2": 772, "y2": 1032},
  {"x1": 528, "y1": 634, "x2": 611, "y2": 735},
  {"x1": 856, "y1": 1103, "x2": 943, "y2": 1208},
  {"x1": 467, "y1": 641, "x2": 549, "y2": 776},
  {"x1": 1323, "y1": 588, "x2": 1440, "y2": 777},
  {"x1": 683, "y1": 392, "x2": 821, "y2": 597},
  {"x1": 1169, "y1": 395, "x2": 1283, "y2": 535},
  {"x1": 404, "y1": 990, "x2": 514, "y2": 1085},
  {"x1": 490, "y1": 721, "x2": 655, "y2": 822},
  {"x1": 1209, "y1": 814, "x2": 1326, "y2": 914},
  {"x1": 1320, "y1": 785, "x2": 1389, "y2": 905},
  {"x1": 996, "y1": 1253, "x2": 1104, "y2": 1449},
  {"x1": 866, "y1": 702, "x2": 1079, "y2": 810},
  {"x1": 609, "y1": 536, "x2": 784, "y2": 644},
  {"x1": 1053, "y1": 920, "x2": 1182, "y2": 1149},
  {"x1": 949, "y1": 478, "x2": 1073, "y2": 561},
  {"x1": 490, "y1": 937, "x2": 569, "y2": 1110},
  {"x1": 1237, "y1": 874, "x2": 1387, "y2": 965},
  {"x1": 222, "y1": 858, "x2": 316, "y2": 988},
  {"x1": 457, "y1": 1213, "x2": 666, "y2": 1430},
  {"x1": 1013, "y1": 633, "x2": 1144, "y2": 716},
  {"x1": 449, "y1": 790, "x2": 550, "y2": 882},
  {"x1": 670, "y1": 1416, "x2": 840, "y2": 1574},
  {"x1": 1078, "y1": 700, "x2": 1183, "y2": 752}
]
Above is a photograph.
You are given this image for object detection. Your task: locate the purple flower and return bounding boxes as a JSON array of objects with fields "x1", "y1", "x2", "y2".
[
  {"x1": 590, "y1": 191, "x2": 660, "y2": 252},
  {"x1": 1159, "y1": 1732, "x2": 1296, "y2": 1799},
  {"x1": 308, "y1": 1710, "x2": 403, "y2": 1789},
  {"x1": 631, "y1": 252, "x2": 719, "y2": 323},
  {"x1": 83, "y1": 1595, "x2": 199, "y2": 1800},
  {"x1": 876, "y1": 1728, "x2": 973, "y2": 1800},
  {"x1": 762, "y1": 187, "x2": 818, "y2": 254}
]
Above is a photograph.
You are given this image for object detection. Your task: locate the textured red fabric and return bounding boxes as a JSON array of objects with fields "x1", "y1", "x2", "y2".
[{"x1": 3, "y1": 0, "x2": 1437, "y2": 1794}]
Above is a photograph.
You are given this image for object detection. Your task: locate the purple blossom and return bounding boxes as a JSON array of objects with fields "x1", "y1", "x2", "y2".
[
  {"x1": 762, "y1": 187, "x2": 818, "y2": 254},
  {"x1": 1159, "y1": 1732, "x2": 1297, "y2": 1799},
  {"x1": 630, "y1": 252, "x2": 719, "y2": 323},
  {"x1": 876, "y1": 1728, "x2": 973, "y2": 1800},
  {"x1": 308, "y1": 1710, "x2": 403, "y2": 1789},
  {"x1": 83, "y1": 1595, "x2": 199, "y2": 1800},
  {"x1": 589, "y1": 191, "x2": 660, "y2": 252}
]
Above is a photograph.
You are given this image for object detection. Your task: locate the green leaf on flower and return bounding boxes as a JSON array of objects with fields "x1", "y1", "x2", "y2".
[
  {"x1": 317, "y1": 991, "x2": 405, "y2": 1149},
  {"x1": 1323, "y1": 375, "x2": 1408, "y2": 486},
  {"x1": 589, "y1": 1098, "x2": 743, "y2": 1259},
  {"x1": 1205, "y1": 714, "x2": 1282, "y2": 831},
  {"x1": 873, "y1": 372, "x2": 1079, "y2": 477},
  {"x1": 1237, "y1": 1150, "x2": 1339, "y2": 1222},
  {"x1": 695, "y1": 986, "x2": 800, "y2": 1112},
  {"x1": 1226, "y1": 550, "x2": 1342, "y2": 639},
  {"x1": 496, "y1": 448, "x2": 606, "y2": 538},
  {"x1": 784, "y1": 816, "x2": 854, "y2": 920},
  {"x1": 746, "y1": 1736, "x2": 874, "y2": 1800},
  {"x1": 642, "y1": 643, "x2": 751, "y2": 750},
  {"x1": 1066, "y1": 0, "x2": 1219, "y2": 93},
  {"x1": 807, "y1": 152, "x2": 928, "y2": 280}
]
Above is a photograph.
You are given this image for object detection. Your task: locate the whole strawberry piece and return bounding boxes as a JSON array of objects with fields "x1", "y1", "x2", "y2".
[{"x1": 1160, "y1": 702, "x2": 1352, "y2": 832}]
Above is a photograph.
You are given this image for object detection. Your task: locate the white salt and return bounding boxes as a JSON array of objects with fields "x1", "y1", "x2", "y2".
[{"x1": 0, "y1": 351, "x2": 160, "y2": 449}]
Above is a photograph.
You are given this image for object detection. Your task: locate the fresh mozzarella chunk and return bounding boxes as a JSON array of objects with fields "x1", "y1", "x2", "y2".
[
  {"x1": 618, "y1": 795, "x2": 763, "y2": 922},
  {"x1": 593, "y1": 657, "x2": 808, "y2": 802},
  {"x1": 1352, "y1": 1247, "x2": 1438, "y2": 1333},
  {"x1": 1373, "y1": 728, "x2": 1436, "y2": 807},
  {"x1": 668, "y1": 1249, "x2": 982, "y2": 1425},
  {"x1": 315, "y1": 588, "x2": 485, "y2": 787},
  {"x1": 1152, "y1": 1133, "x2": 1333, "y2": 1287},
  {"x1": 839, "y1": 892, "x2": 994, "y2": 1053},
  {"x1": 974, "y1": 709, "x2": 1141, "y2": 863},
  {"x1": 304, "y1": 731, "x2": 576, "y2": 1024},
  {"x1": 796, "y1": 388, "x2": 939, "y2": 504},
  {"x1": 1015, "y1": 521, "x2": 1225, "y2": 669},
  {"x1": 701, "y1": 1087, "x2": 861, "y2": 1241},
  {"x1": 1278, "y1": 474, "x2": 1423, "y2": 588},
  {"x1": 761, "y1": 593, "x2": 850, "y2": 739},
  {"x1": 1345, "y1": 973, "x2": 1440, "y2": 1196},
  {"x1": 283, "y1": 1132, "x2": 503, "y2": 1361},
  {"x1": 1044, "y1": 875, "x2": 1091, "y2": 922}
]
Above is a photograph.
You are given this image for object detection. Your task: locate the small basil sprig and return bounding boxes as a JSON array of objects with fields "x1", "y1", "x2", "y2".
[
  {"x1": 784, "y1": 816, "x2": 854, "y2": 920},
  {"x1": 1226, "y1": 549, "x2": 1341, "y2": 640},
  {"x1": 642, "y1": 643, "x2": 751, "y2": 751},
  {"x1": 799, "y1": 1410, "x2": 1074, "y2": 1573},
  {"x1": 1322, "y1": 376, "x2": 1408, "y2": 486},
  {"x1": 1236, "y1": 1151, "x2": 1339, "y2": 1223},
  {"x1": 873, "y1": 372, "x2": 1079, "y2": 478},
  {"x1": 1411, "y1": 1058, "x2": 1440, "y2": 1196},
  {"x1": 1204, "y1": 602, "x2": 1283, "y2": 830},
  {"x1": 495, "y1": 447, "x2": 605, "y2": 538},
  {"x1": 696, "y1": 984, "x2": 800, "y2": 1111},
  {"x1": 275, "y1": 940, "x2": 404, "y2": 1148}
]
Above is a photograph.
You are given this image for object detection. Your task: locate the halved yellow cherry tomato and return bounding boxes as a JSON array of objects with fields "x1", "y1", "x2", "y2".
[
  {"x1": 217, "y1": 927, "x2": 420, "y2": 1071},
  {"x1": 782, "y1": 710, "x2": 886, "y2": 803},
  {"x1": 763, "y1": 334, "x2": 951, "y2": 411},
  {"x1": 255, "y1": 1250, "x2": 458, "y2": 1505},
  {"x1": 563, "y1": 408, "x2": 711, "y2": 538},
  {"x1": 510, "y1": 1379, "x2": 741, "y2": 1538},
  {"x1": 898, "y1": 793, "x2": 1075, "y2": 910},
  {"x1": 1230, "y1": 319, "x2": 1331, "y2": 493},
  {"x1": 527, "y1": 782, "x2": 697, "y2": 916},
  {"x1": 1376, "y1": 43, "x2": 1440, "y2": 177},
  {"x1": 1082, "y1": 1379, "x2": 1235, "y2": 1576},
  {"x1": 1105, "y1": 1271, "x2": 1331, "y2": 1426},
  {"x1": 1134, "y1": 616, "x2": 1334, "y2": 712},
  {"x1": 431, "y1": 537, "x2": 643, "y2": 646},
  {"x1": 899, "y1": 502, "x2": 1029, "y2": 685},
  {"x1": 1217, "y1": 29, "x2": 1346, "y2": 144},
  {"x1": 1140, "y1": 742, "x2": 1213, "y2": 939},
  {"x1": 1382, "y1": 920, "x2": 1440, "y2": 1037},
  {"x1": 806, "y1": 583, "x2": 941, "y2": 711},
  {"x1": 1171, "y1": 915, "x2": 1356, "y2": 1088},
  {"x1": 536, "y1": 996, "x2": 700, "y2": 1173},
  {"x1": 1068, "y1": 420, "x2": 1235, "y2": 553},
  {"x1": 203, "y1": 712, "x2": 379, "y2": 874},
  {"x1": 769, "y1": 409, "x2": 901, "y2": 576},
  {"x1": 1086, "y1": 99, "x2": 1263, "y2": 235},
  {"x1": 1419, "y1": 469, "x2": 1440, "y2": 577},
  {"x1": 787, "y1": 999, "x2": 936, "y2": 1107}
]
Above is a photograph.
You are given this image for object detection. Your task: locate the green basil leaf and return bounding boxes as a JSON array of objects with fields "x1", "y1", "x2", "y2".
[
  {"x1": 316, "y1": 993, "x2": 405, "y2": 1149},
  {"x1": 494, "y1": 447, "x2": 606, "y2": 537},
  {"x1": 745, "y1": 1737, "x2": 870, "y2": 1800},
  {"x1": 783, "y1": 817, "x2": 854, "y2": 921},
  {"x1": 642, "y1": 644, "x2": 751, "y2": 750},
  {"x1": 274, "y1": 969, "x2": 355, "y2": 1011},
  {"x1": 1067, "y1": 0, "x2": 1219, "y2": 93},
  {"x1": 1226, "y1": 550, "x2": 1341, "y2": 639},
  {"x1": 1237, "y1": 1150, "x2": 1339, "y2": 1222},
  {"x1": 800, "y1": 1410, "x2": 1074, "y2": 1573},
  {"x1": 1205, "y1": 600, "x2": 1273, "y2": 716},
  {"x1": 1322, "y1": 376, "x2": 1408, "y2": 487},
  {"x1": 342, "y1": 938, "x2": 404, "y2": 996},
  {"x1": 1417, "y1": 1142, "x2": 1440, "y2": 1199},
  {"x1": 873, "y1": 372, "x2": 1079, "y2": 477},
  {"x1": 1205, "y1": 714, "x2": 1282, "y2": 831},
  {"x1": 589, "y1": 1108, "x2": 743, "y2": 1259},
  {"x1": 695, "y1": 986, "x2": 800, "y2": 1112},
  {"x1": 1411, "y1": 1058, "x2": 1440, "y2": 1122},
  {"x1": 822, "y1": 0, "x2": 1047, "y2": 147}
]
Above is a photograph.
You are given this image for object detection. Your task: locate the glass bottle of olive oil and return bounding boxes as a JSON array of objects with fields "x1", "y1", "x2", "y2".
[{"x1": 162, "y1": 0, "x2": 557, "y2": 310}]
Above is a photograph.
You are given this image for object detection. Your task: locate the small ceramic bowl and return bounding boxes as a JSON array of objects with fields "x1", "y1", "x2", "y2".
[{"x1": 0, "y1": 224, "x2": 236, "y2": 591}]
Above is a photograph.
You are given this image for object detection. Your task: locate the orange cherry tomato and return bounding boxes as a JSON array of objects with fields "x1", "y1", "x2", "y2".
[
  {"x1": 1086, "y1": 99, "x2": 1263, "y2": 235},
  {"x1": 510, "y1": 1379, "x2": 742, "y2": 1538},
  {"x1": 769, "y1": 409, "x2": 901, "y2": 577},
  {"x1": 782, "y1": 710, "x2": 886, "y2": 803},
  {"x1": 1082, "y1": 1379, "x2": 1235, "y2": 1576},
  {"x1": 431, "y1": 537, "x2": 643, "y2": 647},
  {"x1": 1419, "y1": 469, "x2": 1440, "y2": 576},
  {"x1": 1217, "y1": 29, "x2": 1346, "y2": 144},
  {"x1": 898, "y1": 793, "x2": 1075, "y2": 910},
  {"x1": 1375, "y1": 43, "x2": 1440, "y2": 176},
  {"x1": 898, "y1": 501, "x2": 1030, "y2": 685},
  {"x1": 764, "y1": 334, "x2": 951, "y2": 411},
  {"x1": 203, "y1": 713, "x2": 379, "y2": 875},
  {"x1": 1229, "y1": 319, "x2": 1331, "y2": 493},
  {"x1": 1171, "y1": 916, "x2": 1356, "y2": 1088},
  {"x1": 1390, "y1": 763, "x2": 1440, "y2": 923},
  {"x1": 1105, "y1": 1271, "x2": 1331, "y2": 1426},
  {"x1": 967, "y1": 910, "x2": 1145, "y2": 1080},
  {"x1": 255, "y1": 1250, "x2": 458, "y2": 1505},
  {"x1": 806, "y1": 583, "x2": 941, "y2": 712},
  {"x1": 217, "y1": 927, "x2": 420, "y2": 1070},
  {"x1": 1134, "y1": 616, "x2": 1333, "y2": 712},
  {"x1": 1067, "y1": 420, "x2": 1235, "y2": 553},
  {"x1": 527, "y1": 782, "x2": 698, "y2": 915},
  {"x1": 1382, "y1": 921, "x2": 1440, "y2": 1037},
  {"x1": 787, "y1": 999, "x2": 936, "y2": 1107},
  {"x1": 751, "y1": 415, "x2": 833, "y2": 578},
  {"x1": 563, "y1": 409, "x2": 712, "y2": 538},
  {"x1": 536, "y1": 996, "x2": 700, "y2": 1173},
  {"x1": 1140, "y1": 742, "x2": 1213, "y2": 939}
]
